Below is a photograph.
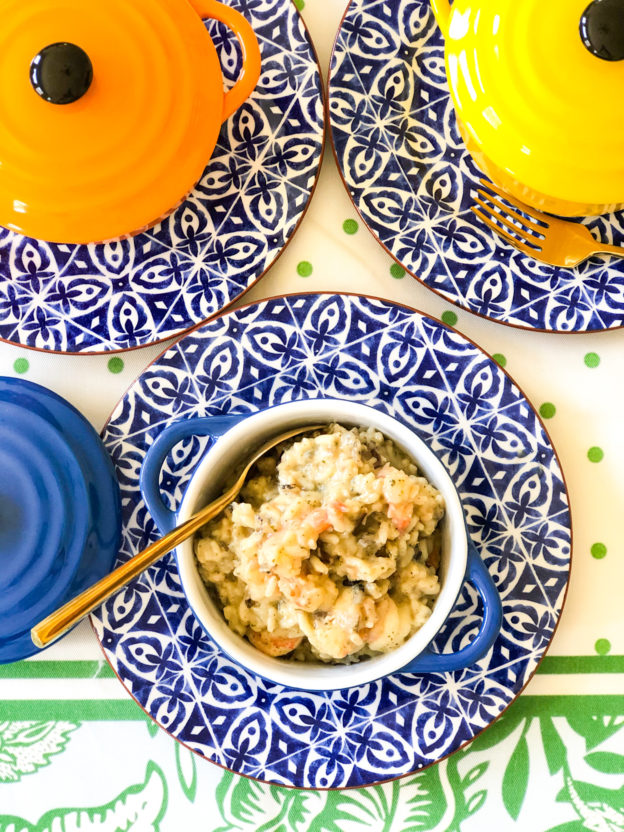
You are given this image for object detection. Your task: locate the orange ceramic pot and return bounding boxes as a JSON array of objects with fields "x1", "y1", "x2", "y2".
[
  {"x1": 432, "y1": 0, "x2": 624, "y2": 216},
  {"x1": 0, "y1": 0, "x2": 261, "y2": 243}
]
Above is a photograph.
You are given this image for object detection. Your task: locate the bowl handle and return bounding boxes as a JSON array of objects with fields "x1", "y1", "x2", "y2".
[
  {"x1": 399, "y1": 540, "x2": 502, "y2": 674},
  {"x1": 190, "y1": 0, "x2": 262, "y2": 122},
  {"x1": 431, "y1": 0, "x2": 451, "y2": 37},
  {"x1": 139, "y1": 415, "x2": 246, "y2": 534}
]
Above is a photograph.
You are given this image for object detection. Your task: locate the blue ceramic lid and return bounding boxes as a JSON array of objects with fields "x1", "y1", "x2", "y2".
[{"x1": 0, "y1": 377, "x2": 121, "y2": 663}]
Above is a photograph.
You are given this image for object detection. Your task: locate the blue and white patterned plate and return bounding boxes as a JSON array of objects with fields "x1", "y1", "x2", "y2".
[
  {"x1": 94, "y1": 293, "x2": 571, "y2": 789},
  {"x1": 0, "y1": 0, "x2": 324, "y2": 354},
  {"x1": 328, "y1": 0, "x2": 624, "y2": 333}
]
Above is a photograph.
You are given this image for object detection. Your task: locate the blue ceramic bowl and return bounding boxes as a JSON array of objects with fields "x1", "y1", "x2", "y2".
[
  {"x1": 0, "y1": 377, "x2": 122, "y2": 663},
  {"x1": 140, "y1": 399, "x2": 502, "y2": 691}
]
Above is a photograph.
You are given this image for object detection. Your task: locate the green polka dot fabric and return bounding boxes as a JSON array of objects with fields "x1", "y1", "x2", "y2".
[
  {"x1": 0, "y1": 0, "x2": 621, "y2": 826},
  {"x1": 591, "y1": 543, "x2": 607, "y2": 559},
  {"x1": 441, "y1": 310, "x2": 458, "y2": 326},
  {"x1": 588, "y1": 446, "x2": 604, "y2": 463},
  {"x1": 107, "y1": 357, "x2": 124, "y2": 375},
  {"x1": 539, "y1": 402, "x2": 556, "y2": 419},
  {"x1": 12, "y1": 358, "x2": 29, "y2": 374}
]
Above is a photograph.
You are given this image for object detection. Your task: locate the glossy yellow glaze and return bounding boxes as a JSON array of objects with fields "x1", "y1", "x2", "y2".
[
  {"x1": 433, "y1": 0, "x2": 624, "y2": 216},
  {"x1": 0, "y1": 0, "x2": 261, "y2": 243}
]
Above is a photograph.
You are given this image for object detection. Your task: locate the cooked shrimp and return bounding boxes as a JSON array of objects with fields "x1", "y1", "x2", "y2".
[
  {"x1": 363, "y1": 597, "x2": 412, "y2": 652},
  {"x1": 297, "y1": 587, "x2": 366, "y2": 660},
  {"x1": 305, "y1": 508, "x2": 332, "y2": 535},
  {"x1": 247, "y1": 629, "x2": 303, "y2": 657},
  {"x1": 327, "y1": 500, "x2": 351, "y2": 532},
  {"x1": 279, "y1": 574, "x2": 338, "y2": 613},
  {"x1": 298, "y1": 614, "x2": 364, "y2": 660},
  {"x1": 387, "y1": 501, "x2": 414, "y2": 533}
]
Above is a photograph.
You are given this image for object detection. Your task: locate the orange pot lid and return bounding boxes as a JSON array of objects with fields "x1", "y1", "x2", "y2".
[
  {"x1": 437, "y1": 0, "x2": 624, "y2": 207},
  {"x1": 0, "y1": 0, "x2": 237, "y2": 243}
]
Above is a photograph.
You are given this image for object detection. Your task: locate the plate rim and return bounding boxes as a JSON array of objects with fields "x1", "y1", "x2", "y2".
[
  {"x1": 0, "y1": 1, "x2": 326, "y2": 356},
  {"x1": 327, "y1": 0, "x2": 624, "y2": 336},
  {"x1": 93, "y1": 289, "x2": 574, "y2": 790}
]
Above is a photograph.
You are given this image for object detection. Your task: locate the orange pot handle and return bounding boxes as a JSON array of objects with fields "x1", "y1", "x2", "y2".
[
  {"x1": 189, "y1": 0, "x2": 261, "y2": 122},
  {"x1": 431, "y1": 0, "x2": 451, "y2": 37}
]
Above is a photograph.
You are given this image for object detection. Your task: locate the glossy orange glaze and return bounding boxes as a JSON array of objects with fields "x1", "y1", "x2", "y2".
[{"x1": 0, "y1": 0, "x2": 260, "y2": 243}]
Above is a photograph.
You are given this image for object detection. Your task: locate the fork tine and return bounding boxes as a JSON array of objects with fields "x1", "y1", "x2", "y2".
[
  {"x1": 471, "y1": 207, "x2": 538, "y2": 257},
  {"x1": 474, "y1": 196, "x2": 543, "y2": 246},
  {"x1": 479, "y1": 179, "x2": 548, "y2": 233},
  {"x1": 476, "y1": 189, "x2": 546, "y2": 238}
]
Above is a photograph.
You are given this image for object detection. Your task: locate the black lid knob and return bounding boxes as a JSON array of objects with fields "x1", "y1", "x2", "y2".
[
  {"x1": 581, "y1": 0, "x2": 624, "y2": 61},
  {"x1": 30, "y1": 43, "x2": 93, "y2": 105}
]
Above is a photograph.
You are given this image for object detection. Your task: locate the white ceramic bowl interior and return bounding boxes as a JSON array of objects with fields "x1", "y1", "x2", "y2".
[{"x1": 176, "y1": 399, "x2": 468, "y2": 691}]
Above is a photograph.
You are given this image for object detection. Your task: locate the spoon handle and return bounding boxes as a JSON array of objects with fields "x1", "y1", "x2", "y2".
[
  {"x1": 32, "y1": 423, "x2": 323, "y2": 649},
  {"x1": 31, "y1": 485, "x2": 237, "y2": 649}
]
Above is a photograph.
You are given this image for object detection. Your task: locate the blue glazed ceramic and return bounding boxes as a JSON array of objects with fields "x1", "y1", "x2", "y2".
[
  {"x1": 94, "y1": 294, "x2": 572, "y2": 788},
  {"x1": 0, "y1": 0, "x2": 324, "y2": 353},
  {"x1": 329, "y1": 0, "x2": 624, "y2": 333},
  {"x1": 138, "y1": 402, "x2": 502, "y2": 688},
  {"x1": 0, "y1": 378, "x2": 122, "y2": 663}
]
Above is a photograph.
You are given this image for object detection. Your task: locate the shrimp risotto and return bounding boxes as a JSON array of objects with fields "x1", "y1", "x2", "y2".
[{"x1": 194, "y1": 424, "x2": 445, "y2": 663}]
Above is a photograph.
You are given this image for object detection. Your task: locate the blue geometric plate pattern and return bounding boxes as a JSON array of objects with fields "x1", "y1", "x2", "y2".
[
  {"x1": 0, "y1": 0, "x2": 324, "y2": 353},
  {"x1": 94, "y1": 294, "x2": 572, "y2": 789},
  {"x1": 328, "y1": 0, "x2": 624, "y2": 333}
]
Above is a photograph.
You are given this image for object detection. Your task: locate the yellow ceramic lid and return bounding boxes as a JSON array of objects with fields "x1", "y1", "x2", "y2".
[
  {"x1": 437, "y1": 0, "x2": 624, "y2": 207},
  {"x1": 0, "y1": 0, "x2": 260, "y2": 244}
]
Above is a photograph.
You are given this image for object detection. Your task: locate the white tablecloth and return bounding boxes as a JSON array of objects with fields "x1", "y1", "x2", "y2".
[{"x1": 0, "y1": 2, "x2": 622, "y2": 829}]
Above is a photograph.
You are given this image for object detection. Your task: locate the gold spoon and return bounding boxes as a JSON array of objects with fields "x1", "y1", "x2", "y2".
[{"x1": 31, "y1": 423, "x2": 325, "y2": 649}]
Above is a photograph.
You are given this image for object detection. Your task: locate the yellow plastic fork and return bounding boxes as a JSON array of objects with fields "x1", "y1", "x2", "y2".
[{"x1": 471, "y1": 179, "x2": 624, "y2": 268}]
